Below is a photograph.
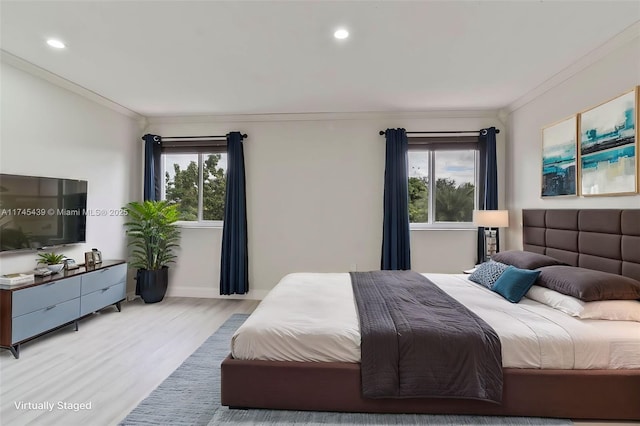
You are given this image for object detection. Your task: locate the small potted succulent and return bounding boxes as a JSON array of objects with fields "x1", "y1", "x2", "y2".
[{"x1": 36, "y1": 252, "x2": 66, "y2": 274}]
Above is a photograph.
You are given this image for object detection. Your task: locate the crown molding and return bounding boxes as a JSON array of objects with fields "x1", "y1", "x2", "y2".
[
  {"x1": 145, "y1": 108, "x2": 500, "y2": 125},
  {"x1": 497, "y1": 108, "x2": 509, "y2": 125},
  {"x1": 0, "y1": 50, "x2": 501, "y2": 124},
  {"x1": 505, "y1": 21, "x2": 640, "y2": 115},
  {"x1": 138, "y1": 116, "x2": 150, "y2": 132},
  {"x1": 1, "y1": 50, "x2": 144, "y2": 121}
]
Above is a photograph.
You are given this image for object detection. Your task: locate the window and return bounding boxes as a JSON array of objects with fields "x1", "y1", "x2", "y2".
[
  {"x1": 161, "y1": 152, "x2": 227, "y2": 223},
  {"x1": 408, "y1": 138, "x2": 478, "y2": 227}
]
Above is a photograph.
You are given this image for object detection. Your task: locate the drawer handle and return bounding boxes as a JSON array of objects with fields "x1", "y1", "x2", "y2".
[
  {"x1": 100, "y1": 268, "x2": 110, "y2": 273},
  {"x1": 102, "y1": 287, "x2": 109, "y2": 292},
  {"x1": 45, "y1": 305, "x2": 57, "y2": 311}
]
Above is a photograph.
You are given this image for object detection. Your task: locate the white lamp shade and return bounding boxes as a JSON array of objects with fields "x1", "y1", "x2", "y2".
[{"x1": 473, "y1": 210, "x2": 509, "y2": 228}]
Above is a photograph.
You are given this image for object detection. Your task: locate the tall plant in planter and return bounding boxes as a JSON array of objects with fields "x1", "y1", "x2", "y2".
[{"x1": 123, "y1": 200, "x2": 181, "y2": 303}]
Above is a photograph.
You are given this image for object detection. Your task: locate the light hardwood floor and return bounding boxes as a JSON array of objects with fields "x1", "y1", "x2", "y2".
[
  {"x1": 0, "y1": 297, "x2": 258, "y2": 426},
  {"x1": 1, "y1": 298, "x2": 634, "y2": 426}
]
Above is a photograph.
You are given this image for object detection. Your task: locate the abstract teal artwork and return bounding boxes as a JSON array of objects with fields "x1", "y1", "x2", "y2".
[
  {"x1": 579, "y1": 88, "x2": 637, "y2": 196},
  {"x1": 542, "y1": 116, "x2": 577, "y2": 197}
]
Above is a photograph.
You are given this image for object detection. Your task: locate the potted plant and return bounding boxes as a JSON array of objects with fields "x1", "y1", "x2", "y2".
[
  {"x1": 36, "y1": 252, "x2": 66, "y2": 274},
  {"x1": 123, "y1": 200, "x2": 181, "y2": 303}
]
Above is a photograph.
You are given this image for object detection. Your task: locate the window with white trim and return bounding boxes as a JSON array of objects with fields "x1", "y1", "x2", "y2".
[
  {"x1": 408, "y1": 137, "x2": 478, "y2": 227},
  {"x1": 161, "y1": 141, "x2": 227, "y2": 223}
]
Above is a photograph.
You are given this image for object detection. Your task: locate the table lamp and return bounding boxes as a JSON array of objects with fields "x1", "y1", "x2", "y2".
[{"x1": 473, "y1": 210, "x2": 509, "y2": 261}]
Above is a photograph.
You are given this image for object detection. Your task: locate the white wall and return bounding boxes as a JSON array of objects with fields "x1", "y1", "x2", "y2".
[
  {"x1": 505, "y1": 35, "x2": 640, "y2": 250},
  {"x1": 149, "y1": 113, "x2": 504, "y2": 298},
  {"x1": 0, "y1": 62, "x2": 142, "y2": 290}
]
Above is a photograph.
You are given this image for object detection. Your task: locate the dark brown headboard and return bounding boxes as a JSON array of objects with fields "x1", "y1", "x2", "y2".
[{"x1": 522, "y1": 209, "x2": 640, "y2": 282}]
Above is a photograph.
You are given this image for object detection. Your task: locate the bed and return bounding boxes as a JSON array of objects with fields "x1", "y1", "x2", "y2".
[{"x1": 221, "y1": 209, "x2": 640, "y2": 420}]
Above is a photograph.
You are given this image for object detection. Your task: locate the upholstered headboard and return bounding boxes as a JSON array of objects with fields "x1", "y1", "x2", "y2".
[{"x1": 522, "y1": 209, "x2": 640, "y2": 282}]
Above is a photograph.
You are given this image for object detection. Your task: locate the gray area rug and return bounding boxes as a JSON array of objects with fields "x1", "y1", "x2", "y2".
[{"x1": 120, "y1": 314, "x2": 572, "y2": 426}]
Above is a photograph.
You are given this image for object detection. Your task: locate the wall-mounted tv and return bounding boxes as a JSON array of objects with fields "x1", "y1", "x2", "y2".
[{"x1": 0, "y1": 174, "x2": 88, "y2": 253}]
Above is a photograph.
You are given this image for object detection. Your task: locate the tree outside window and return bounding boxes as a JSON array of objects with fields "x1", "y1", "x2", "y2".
[
  {"x1": 163, "y1": 153, "x2": 227, "y2": 222},
  {"x1": 408, "y1": 149, "x2": 476, "y2": 225}
]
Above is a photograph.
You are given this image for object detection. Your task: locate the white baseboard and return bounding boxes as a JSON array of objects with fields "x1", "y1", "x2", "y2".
[
  {"x1": 165, "y1": 286, "x2": 268, "y2": 300},
  {"x1": 126, "y1": 287, "x2": 267, "y2": 301}
]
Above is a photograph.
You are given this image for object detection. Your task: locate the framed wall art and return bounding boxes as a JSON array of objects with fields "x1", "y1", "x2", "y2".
[
  {"x1": 541, "y1": 115, "x2": 577, "y2": 197},
  {"x1": 579, "y1": 87, "x2": 638, "y2": 196}
]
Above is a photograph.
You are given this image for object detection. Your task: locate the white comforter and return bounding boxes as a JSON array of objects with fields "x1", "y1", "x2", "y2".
[{"x1": 231, "y1": 273, "x2": 640, "y2": 369}]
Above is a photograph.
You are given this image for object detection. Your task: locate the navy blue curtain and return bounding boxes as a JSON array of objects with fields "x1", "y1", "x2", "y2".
[
  {"x1": 220, "y1": 132, "x2": 249, "y2": 295},
  {"x1": 381, "y1": 128, "x2": 411, "y2": 270},
  {"x1": 138, "y1": 134, "x2": 162, "y2": 295},
  {"x1": 476, "y1": 127, "x2": 498, "y2": 264},
  {"x1": 142, "y1": 134, "x2": 162, "y2": 201}
]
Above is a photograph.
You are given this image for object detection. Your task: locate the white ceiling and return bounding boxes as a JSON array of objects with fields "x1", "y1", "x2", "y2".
[{"x1": 1, "y1": 1, "x2": 639, "y2": 117}]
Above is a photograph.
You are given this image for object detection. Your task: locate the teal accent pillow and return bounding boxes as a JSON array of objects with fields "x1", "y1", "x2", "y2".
[{"x1": 492, "y1": 266, "x2": 541, "y2": 303}]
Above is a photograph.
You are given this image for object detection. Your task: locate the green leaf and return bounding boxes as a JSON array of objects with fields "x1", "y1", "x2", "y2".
[
  {"x1": 122, "y1": 200, "x2": 181, "y2": 270},
  {"x1": 36, "y1": 252, "x2": 66, "y2": 265}
]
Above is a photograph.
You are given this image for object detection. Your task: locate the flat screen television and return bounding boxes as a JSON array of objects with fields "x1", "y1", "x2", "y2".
[{"x1": 0, "y1": 174, "x2": 88, "y2": 253}]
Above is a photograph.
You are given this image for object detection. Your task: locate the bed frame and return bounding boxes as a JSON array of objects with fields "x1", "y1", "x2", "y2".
[{"x1": 221, "y1": 209, "x2": 640, "y2": 420}]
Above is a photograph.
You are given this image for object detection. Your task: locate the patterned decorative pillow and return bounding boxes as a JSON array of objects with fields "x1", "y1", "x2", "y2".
[{"x1": 469, "y1": 261, "x2": 509, "y2": 289}]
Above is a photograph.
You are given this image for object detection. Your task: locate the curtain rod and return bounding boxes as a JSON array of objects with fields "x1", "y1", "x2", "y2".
[
  {"x1": 161, "y1": 134, "x2": 248, "y2": 140},
  {"x1": 378, "y1": 129, "x2": 500, "y2": 136}
]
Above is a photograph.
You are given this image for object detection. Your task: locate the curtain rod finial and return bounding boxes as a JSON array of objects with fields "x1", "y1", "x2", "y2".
[
  {"x1": 379, "y1": 130, "x2": 385, "y2": 135},
  {"x1": 481, "y1": 128, "x2": 500, "y2": 136}
]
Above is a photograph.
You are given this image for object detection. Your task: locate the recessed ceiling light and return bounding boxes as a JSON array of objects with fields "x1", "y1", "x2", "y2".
[
  {"x1": 334, "y1": 29, "x2": 349, "y2": 40},
  {"x1": 46, "y1": 39, "x2": 66, "y2": 49}
]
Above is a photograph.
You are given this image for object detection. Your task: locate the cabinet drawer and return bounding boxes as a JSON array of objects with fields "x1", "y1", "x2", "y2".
[
  {"x1": 81, "y1": 263, "x2": 126, "y2": 295},
  {"x1": 12, "y1": 297, "x2": 80, "y2": 344},
  {"x1": 80, "y1": 282, "x2": 125, "y2": 316},
  {"x1": 12, "y1": 277, "x2": 81, "y2": 317}
]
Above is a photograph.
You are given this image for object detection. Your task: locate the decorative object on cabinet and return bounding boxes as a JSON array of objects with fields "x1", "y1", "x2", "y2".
[
  {"x1": 0, "y1": 260, "x2": 126, "y2": 358},
  {"x1": 541, "y1": 115, "x2": 577, "y2": 197},
  {"x1": 84, "y1": 251, "x2": 95, "y2": 268},
  {"x1": 92, "y1": 248, "x2": 102, "y2": 264},
  {"x1": 123, "y1": 200, "x2": 180, "y2": 304},
  {"x1": 579, "y1": 87, "x2": 637, "y2": 196},
  {"x1": 0, "y1": 273, "x2": 34, "y2": 286},
  {"x1": 63, "y1": 258, "x2": 79, "y2": 270},
  {"x1": 36, "y1": 251, "x2": 66, "y2": 274}
]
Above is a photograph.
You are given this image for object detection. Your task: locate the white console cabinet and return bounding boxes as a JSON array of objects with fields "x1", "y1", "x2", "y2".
[{"x1": 0, "y1": 260, "x2": 126, "y2": 358}]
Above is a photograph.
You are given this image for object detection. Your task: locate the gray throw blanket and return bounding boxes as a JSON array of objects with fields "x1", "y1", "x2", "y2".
[{"x1": 350, "y1": 271, "x2": 503, "y2": 403}]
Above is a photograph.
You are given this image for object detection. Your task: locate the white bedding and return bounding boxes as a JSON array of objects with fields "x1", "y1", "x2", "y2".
[{"x1": 231, "y1": 273, "x2": 640, "y2": 369}]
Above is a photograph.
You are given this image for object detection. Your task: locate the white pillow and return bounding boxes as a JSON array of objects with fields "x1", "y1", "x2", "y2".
[
  {"x1": 526, "y1": 285, "x2": 584, "y2": 315},
  {"x1": 525, "y1": 285, "x2": 640, "y2": 322},
  {"x1": 580, "y1": 301, "x2": 640, "y2": 322}
]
